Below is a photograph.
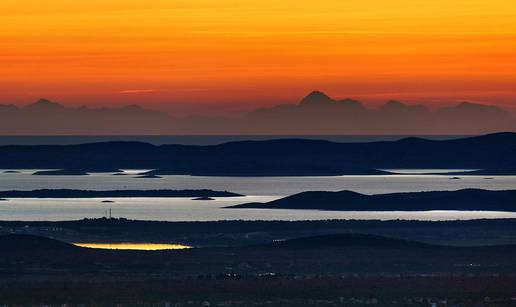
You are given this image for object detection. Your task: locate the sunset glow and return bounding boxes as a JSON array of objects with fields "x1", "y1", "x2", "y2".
[{"x1": 1, "y1": 0, "x2": 516, "y2": 111}]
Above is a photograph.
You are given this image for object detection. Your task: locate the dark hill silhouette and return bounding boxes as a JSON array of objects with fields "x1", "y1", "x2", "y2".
[
  {"x1": 2, "y1": 228, "x2": 516, "y2": 306},
  {"x1": 2, "y1": 233, "x2": 516, "y2": 280},
  {"x1": 0, "y1": 132, "x2": 515, "y2": 175},
  {"x1": 33, "y1": 169, "x2": 96, "y2": 176},
  {"x1": 0, "y1": 233, "x2": 434, "y2": 253},
  {"x1": 229, "y1": 189, "x2": 516, "y2": 211},
  {"x1": 0, "y1": 234, "x2": 76, "y2": 251}
]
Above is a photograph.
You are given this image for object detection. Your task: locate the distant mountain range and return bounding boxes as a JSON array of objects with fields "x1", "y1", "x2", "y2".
[
  {"x1": 245, "y1": 91, "x2": 516, "y2": 134},
  {"x1": 1, "y1": 92, "x2": 515, "y2": 134},
  {"x1": 0, "y1": 99, "x2": 170, "y2": 134},
  {"x1": 0, "y1": 132, "x2": 515, "y2": 175}
]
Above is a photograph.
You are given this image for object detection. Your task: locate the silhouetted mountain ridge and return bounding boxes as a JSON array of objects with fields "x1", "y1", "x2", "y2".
[
  {"x1": 245, "y1": 92, "x2": 515, "y2": 134},
  {"x1": 1, "y1": 132, "x2": 515, "y2": 175},
  {"x1": 0, "y1": 98, "x2": 170, "y2": 134},
  {"x1": 1, "y1": 92, "x2": 515, "y2": 134}
]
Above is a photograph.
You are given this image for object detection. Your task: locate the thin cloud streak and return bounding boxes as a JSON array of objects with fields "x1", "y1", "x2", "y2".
[{"x1": 118, "y1": 89, "x2": 160, "y2": 94}]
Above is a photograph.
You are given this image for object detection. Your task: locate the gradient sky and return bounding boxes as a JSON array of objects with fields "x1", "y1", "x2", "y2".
[{"x1": 1, "y1": 0, "x2": 516, "y2": 114}]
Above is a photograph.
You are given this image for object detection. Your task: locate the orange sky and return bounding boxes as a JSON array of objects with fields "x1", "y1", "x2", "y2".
[{"x1": 1, "y1": 0, "x2": 516, "y2": 114}]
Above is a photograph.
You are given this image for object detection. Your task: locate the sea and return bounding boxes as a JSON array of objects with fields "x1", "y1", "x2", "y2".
[{"x1": 1, "y1": 169, "x2": 515, "y2": 222}]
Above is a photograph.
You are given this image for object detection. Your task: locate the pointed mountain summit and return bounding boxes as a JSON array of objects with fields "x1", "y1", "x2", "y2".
[
  {"x1": 299, "y1": 91, "x2": 335, "y2": 107},
  {"x1": 25, "y1": 98, "x2": 65, "y2": 111}
]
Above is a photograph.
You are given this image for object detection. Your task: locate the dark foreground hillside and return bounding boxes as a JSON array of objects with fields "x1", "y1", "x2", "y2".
[
  {"x1": 3, "y1": 233, "x2": 516, "y2": 278},
  {"x1": 3, "y1": 218, "x2": 516, "y2": 246},
  {"x1": 3, "y1": 277, "x2": 516, "y2": 306},
  {"x1": 2, "y1": 233, "x2": 516, "y2": 306}
]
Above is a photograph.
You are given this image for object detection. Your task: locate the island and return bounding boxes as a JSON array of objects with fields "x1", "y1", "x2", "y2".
[
  {"x1": 33, "y1": 169, "x2": 89, "y2": 176},
  {"x1": 144, "y1": 168, "x2": 391, "y2": 177},
  {"x1": 133, "y1": 174, "x2": 162, "y2": 179},
  {"x1": 437, "y1": 169, "x2": 516, "y2": 176},
  {"x1": 192, "y1": 196, "x2": 215, "y2": 201},
  {"x1": 33, "y1": 168, "x2": 123, "y2": 176},
  {"x1": 228, "y1": 189, "x2": 516, "y2": 211},
  {"x1": 0, "y1": 189, "x2": 243, "y2": 198}
]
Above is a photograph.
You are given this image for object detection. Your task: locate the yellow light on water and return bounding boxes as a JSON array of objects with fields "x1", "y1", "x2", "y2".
[{"x1": 74, "y1": 243, "x2": 192, "y2": 250}]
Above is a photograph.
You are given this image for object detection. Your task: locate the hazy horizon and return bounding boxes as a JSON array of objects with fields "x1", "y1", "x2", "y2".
[{"x1": 4, "y1": 93, "x2": 516, "y2": 118}]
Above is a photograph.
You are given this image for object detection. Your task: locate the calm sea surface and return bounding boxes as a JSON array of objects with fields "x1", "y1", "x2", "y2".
[{"x1": 1, "y1": 169, "x2": 515, "y2": 221}]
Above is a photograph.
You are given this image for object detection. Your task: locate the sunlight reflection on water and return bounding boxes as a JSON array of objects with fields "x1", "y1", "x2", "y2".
[{"x1": 74, "y1": 242, "x2": 191, "y2": 250}]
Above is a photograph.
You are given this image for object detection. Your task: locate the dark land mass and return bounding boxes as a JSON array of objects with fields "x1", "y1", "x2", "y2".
[
  {"x1": 149, "y1": 167, "x2": 391, "y2": 176},
  {"x1": 3, "y1": 218, "x2": 516, "y2": 247},
  {"x1": 2, "y1": 232, "x2": 516, "y2": 277},
  {"x1": 193, "y1": 196, "x2": 215, "y2": 201},
  {"x1": 0, "y1": 132, "x2": 515, "y2": 176},
  {"x1": 0, "y1": 189, "x2": 242, "y2": 198},
  {"x1": 440, "y1": 169, "x2": 516, "y2": 175},
  {"x1": 2, "y1": 233, "x2": 516, "y2": 305},
  {"x1": 32, "y1": 168, "x2": 122, "y2": 176},
  {"x1": 230, "y1": 189, "x2": 516, "y2": 211},
  {"x1": 33, "y1": 169, "x2": 89, "y2": 176},
  {"x1": 3, "y1": 277, "x2": 516, "y2": 306},
  {"x1": 134, "y1": 174, "x2": 162, "y2": 179},
  {"x1": 2, "y1": 170, "x2": 20, "y2": 173}
]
